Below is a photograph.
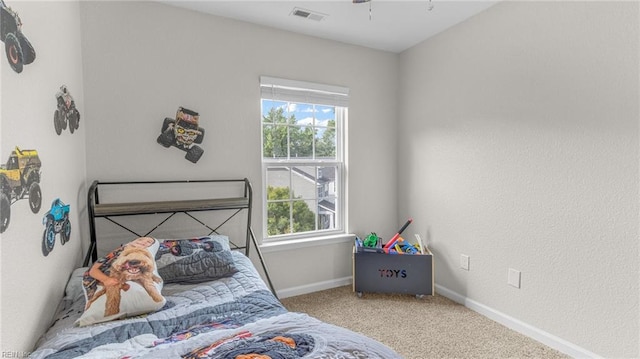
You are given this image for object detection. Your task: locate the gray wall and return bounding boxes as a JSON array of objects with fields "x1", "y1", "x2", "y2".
[
  {"x1": 398, "y1": 1, "x2": 639, "y2": 357},
  {"x1": 79, "y1": 2, "x2": 399, "y2": 295},
  {"x1": 1, "y1": 1, "x2": 87, "y2": 351},
  {"x1": 6, "y1": 1, "x2": 637, "y2": 357}
]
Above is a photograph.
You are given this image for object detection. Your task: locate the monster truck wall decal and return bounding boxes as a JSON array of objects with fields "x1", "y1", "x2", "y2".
[
  {"x1": 157, "y1": 107, "x2": 205, "y2": 163},
  {"x1": 41, "y1": 198, "x2": 71, "y2": 256},
  {"x1": 54, "y1": 85, "x2": 81, "y2": 135},
  {"x1": 1, "y1": 0, "x2": 36, "y2": 73},
  {"x1": 0, "y1": 147, "x2": 43, "y2": 233}
]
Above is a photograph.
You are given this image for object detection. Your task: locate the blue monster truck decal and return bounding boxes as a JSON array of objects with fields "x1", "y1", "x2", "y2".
[{"x1": 42, "y1": 198, "x2": 71, "y2": 256}]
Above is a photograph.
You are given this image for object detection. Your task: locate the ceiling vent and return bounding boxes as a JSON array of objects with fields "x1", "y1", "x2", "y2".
[{"x1": 290, "y1": 7, "x2": 326, "y2": 22}]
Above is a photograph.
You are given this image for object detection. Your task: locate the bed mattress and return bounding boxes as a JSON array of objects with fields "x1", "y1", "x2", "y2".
[{"x1": 30, "y1": 251, "x2": 401, "y2": 359}]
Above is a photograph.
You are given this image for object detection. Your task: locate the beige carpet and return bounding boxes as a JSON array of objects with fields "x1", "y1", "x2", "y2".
[{"x1": 280, "y1": 285, "x2": 569, "y2": 359}]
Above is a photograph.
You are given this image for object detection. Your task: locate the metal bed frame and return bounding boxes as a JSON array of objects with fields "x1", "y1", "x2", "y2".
[{"x1": 84, "y1": 178, "x2": 276, "y2": 297}]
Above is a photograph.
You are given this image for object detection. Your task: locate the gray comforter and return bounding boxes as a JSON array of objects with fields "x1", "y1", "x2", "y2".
[{"x1": 30, "y1": 252, "x2": 401, "y2": 359}]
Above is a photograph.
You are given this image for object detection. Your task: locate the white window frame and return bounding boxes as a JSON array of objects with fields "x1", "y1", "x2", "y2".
[{"x1": 260, "y1": 76, "x2": 348, "y2": 242}]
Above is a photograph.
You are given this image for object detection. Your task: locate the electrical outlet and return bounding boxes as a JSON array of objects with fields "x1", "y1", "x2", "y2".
[
  {"x1": 460, "y1": 254, "x2": 470, "y2": 271},
  {"x1": 508, "y1": 268, "x2": 521, "y2": 288}
]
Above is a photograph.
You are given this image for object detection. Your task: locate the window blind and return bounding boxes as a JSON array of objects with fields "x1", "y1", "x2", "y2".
[{"x1": 260, "y1": 76, "x2": 349, "y2": 107}]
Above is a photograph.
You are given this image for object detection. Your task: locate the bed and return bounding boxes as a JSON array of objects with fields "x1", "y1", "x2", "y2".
[{"x1": 30, "y1": 179, "x2": 402, "y2": 359}]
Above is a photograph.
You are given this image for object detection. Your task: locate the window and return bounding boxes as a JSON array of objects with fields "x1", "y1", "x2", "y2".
[{"x1": 260, "y1": 76, "x2": 348, "y2": 241}]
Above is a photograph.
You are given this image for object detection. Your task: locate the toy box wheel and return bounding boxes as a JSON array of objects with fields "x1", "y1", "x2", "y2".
[{"x1": 356, "y1": 291, "x2": 363, "y2": 298}]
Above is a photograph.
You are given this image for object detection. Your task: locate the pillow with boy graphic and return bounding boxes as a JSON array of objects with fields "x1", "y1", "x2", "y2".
[{"x1": 77, "y1": 237, "x2": 166, "y2": 326}]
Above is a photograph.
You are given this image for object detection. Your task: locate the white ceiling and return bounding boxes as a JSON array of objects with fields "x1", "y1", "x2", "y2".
[{"x1": 158, "y1": 0, "x2": 499, "y2": 53}]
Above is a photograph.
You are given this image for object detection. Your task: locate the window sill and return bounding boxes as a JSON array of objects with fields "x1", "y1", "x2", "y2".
[{"x1": 260, "y1": 233, "x2": 356, "y2": 253}]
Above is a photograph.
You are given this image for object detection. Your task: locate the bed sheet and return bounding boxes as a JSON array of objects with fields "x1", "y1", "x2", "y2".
[{"x1": 30, "y1": 251, "x2": 401, "y2": 359}]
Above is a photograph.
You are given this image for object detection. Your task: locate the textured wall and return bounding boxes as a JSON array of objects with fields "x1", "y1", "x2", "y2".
[
  {"x1": 79, "y1": 2, "x2": 398, "y2": 293},
  {"x1": 1, "y1": 1, "x2": 87, "y2": 352},
  {"x1": 398, "y1": 1, "x2": 639, "y2": 357}
]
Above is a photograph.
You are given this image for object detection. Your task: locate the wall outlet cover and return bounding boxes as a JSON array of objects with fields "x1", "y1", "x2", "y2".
[
  {"x1": 508, "y1": 268, "x2": 521, "y2": 288},
  {"x1": 460, "y1": 254, "x2": 470, "y2": 271}
]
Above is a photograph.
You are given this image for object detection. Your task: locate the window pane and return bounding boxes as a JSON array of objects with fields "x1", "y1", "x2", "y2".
[
  {"x1": 317, "y1": 166, "x2": 337, "y2": 230},
  {"x1": 290, "y1": 166, "x2": 316, "y2": 200},
  {"x1": 318, "y1": 198, "x2": 336, "y2": 230},
  {"x1": 266, "y1": 167, "x2": 291, "y2": 199},
  {"x1": 262, "y1": 100, "x2": 287, "y2": 123},
  {"x1": 267, "y1": 199, "x2": 291, "y2": 236},
  {"x1": 315, "y1": 126, "x2": 336, "y2": 159},
  {"x1": 292, "y1": 199, "x2": 316, "y2": 234},
  {"x1": 315, "y1": 105, "x2": 335, "y2": 125},
  {"x1": 317, "y1": 166, "x2": 337, "y2": 197},
  {"x1": 290, "y1": 126, "x2": 313, "y2": 158},
  {"x1": 315, "y1": 105, "x2": 336, "y2": 159},
  {"x1": 290, "y1": 103, "x2": 314, "y2": 126},
  {"x1": 266, "y1": 166, "x2": 292, "y2": 236},
  {"x1": 263, "y1": 124, "x2": 288, "y2": 158}
]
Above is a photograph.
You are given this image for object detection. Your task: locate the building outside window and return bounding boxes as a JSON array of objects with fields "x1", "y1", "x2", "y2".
[{"x1": 260, "y1": 76, "x2": 348, "y2": 241}]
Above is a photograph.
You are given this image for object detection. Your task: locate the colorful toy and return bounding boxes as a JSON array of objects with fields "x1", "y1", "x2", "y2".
[
  {"x1": 394, "y1": 243, "x2": 404, "y2": 254},
  {"x1": 383, "y1": 218, "x2": 413, "y2": 253},
  {"x1": 363, "y1": 232, "x2": 379, "y2": 247},
  {"x1": 398, "y1": 239, "x2": 420, "y2": 254}
]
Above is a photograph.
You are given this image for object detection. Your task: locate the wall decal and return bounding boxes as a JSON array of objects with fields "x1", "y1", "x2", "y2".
[
  {"x1": 157, "y1": 107, "x2": 205, "y2": 163},
  {"x1": 1, "y1": 0, "x2": 36, "y2": 73},
  {"x1": 41, "y1": 198, "x2": 71, "y2": 256},
  {"x1": 54, "y1": 85, "x2": 81, "y2": 135},
  {"x1": 0, "y1": 147, "x2": 42, "y2": 233}
]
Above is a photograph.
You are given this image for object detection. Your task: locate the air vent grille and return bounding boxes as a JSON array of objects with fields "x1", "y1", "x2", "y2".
[{"x1": 290, "y1": 7, "x2": 326, "y2": 21}]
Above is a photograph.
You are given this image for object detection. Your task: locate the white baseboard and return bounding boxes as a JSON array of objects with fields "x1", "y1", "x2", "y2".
[
  {"x1": 277, "y1": 276, "x2": 352, "y2": 299},
  {"x1": 435, "y1": 284, "x2": 602, "y2": 359}
]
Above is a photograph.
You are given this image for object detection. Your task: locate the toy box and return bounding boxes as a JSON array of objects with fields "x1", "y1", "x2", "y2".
[{"x1": 352, "y1": 246, "x2": 434, "y2": 298}]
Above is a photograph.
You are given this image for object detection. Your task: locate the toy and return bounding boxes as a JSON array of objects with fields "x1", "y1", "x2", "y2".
[
  {"x1": 383, "y1": 218, "x2": 413, "y2": 253},
  {"x1": 1, "y1": 0, "x2": 35, "y2": 73},
  {"x1": 42, "y1": 198, "x2": 71, "y2": 256},
  {"x1": 157, "y1": 107, "x2": 205, "y2": 163},
  {"x1": 414, "y1": 233, "x2": 426, "y2": 254},
  {"x1": 394, "y1": 243, "x2": 404, "y2": 254},
  {"x1": 54, "y1": 85, "x2": 81, "y2": 135},
  {"x1": 0, "y1": 147, "x2": 42, "y2": 233},
  {"x1": 398, "y1": 239, "x2": 420, "y2": 254},
  {"x1": 363, "y1": 232, "x2": 379, "y2": 247}
]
